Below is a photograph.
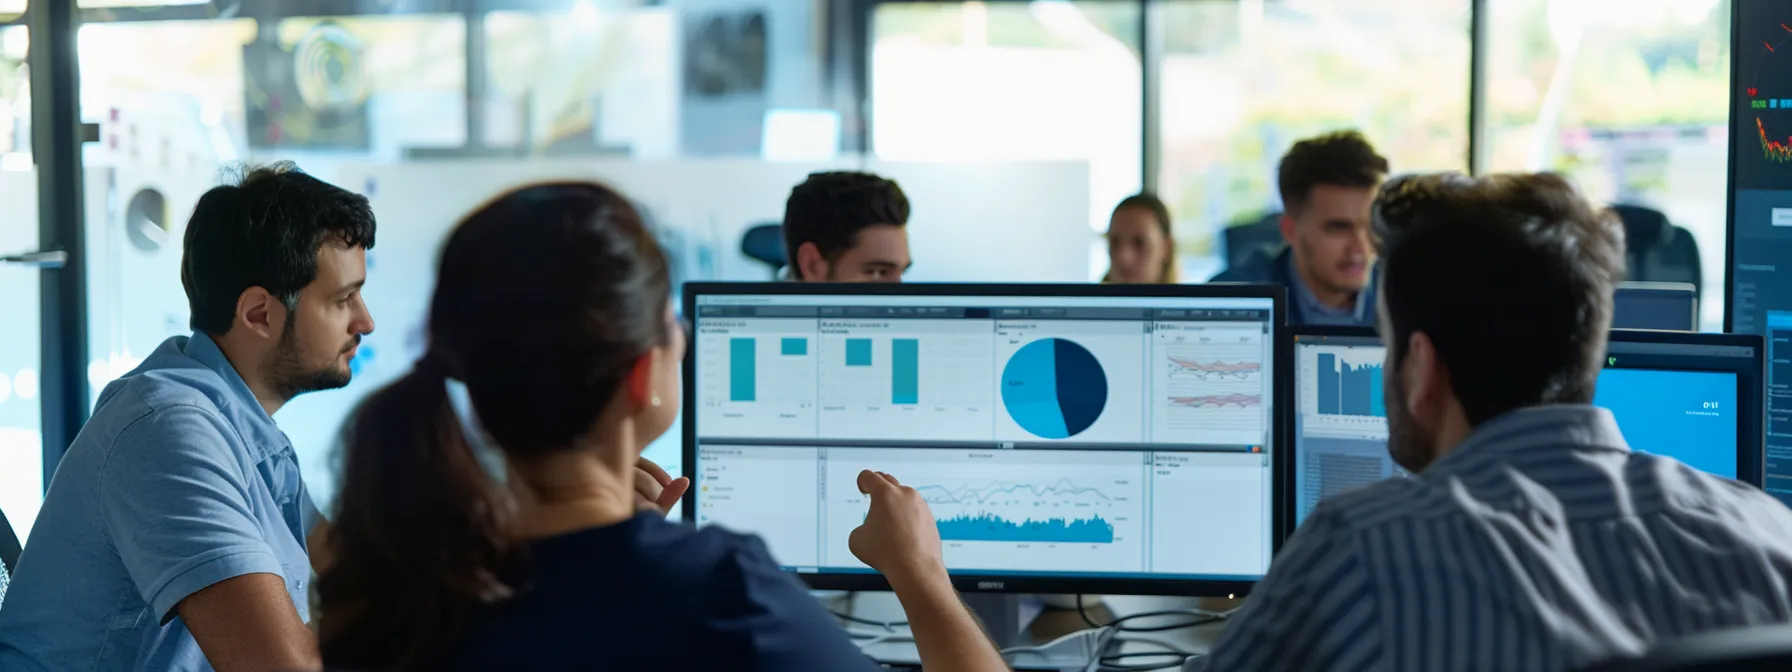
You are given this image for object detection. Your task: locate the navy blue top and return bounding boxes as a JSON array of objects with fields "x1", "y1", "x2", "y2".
[{"x1": 452, "y1": 512, "x2": 882, "y2": 671}]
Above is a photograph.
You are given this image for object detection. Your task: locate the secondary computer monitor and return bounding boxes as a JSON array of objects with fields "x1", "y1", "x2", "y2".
[
  {"x1": 682, "y1": 282, "x2": 1289, "y2": 597},
  {"x1": 1290, "y1": 326, "x2": 1764, "y2": 529},
  {"x1": 1614, "y1": 282, "x2": 1698, "y2": 331}
]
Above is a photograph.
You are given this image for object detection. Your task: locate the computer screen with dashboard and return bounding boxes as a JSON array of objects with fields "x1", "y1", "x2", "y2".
[
  {"x1": 1292, "y1": 327, "x2": 1764, "y2": 527},
  {"x1": 682, "y1": 283, "x2": 1287, "y2": 595},
  {"x1": 1728, "y1": 0, "x2": 1792, "y2": 507}
]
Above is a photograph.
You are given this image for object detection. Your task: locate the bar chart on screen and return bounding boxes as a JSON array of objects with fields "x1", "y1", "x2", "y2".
[
  {"x1": 695, "y1": 320, "x2": 820, "y2": 439},
  {"x1": 815, "y1": 320, "x2": 997, "y2": 441},
  {"x1": 1302, "y1": 346, "x2": 1387, "y2": 420},
  {"x1": 1149, "y1": 323, "x2": 1268, "y2": 445},
  {"x1": 819, "y1": 448, "x2": 1146, "y2": 573}
]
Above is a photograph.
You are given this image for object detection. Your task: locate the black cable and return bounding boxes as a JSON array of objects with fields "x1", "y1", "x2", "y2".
[
  {"x1": 832, "y1": 591, "x2": 908, "y2": 630},
  {"x1": 1076, "y1": 594, "x2": 1104, "y2": 629},
  {"x1": 1098, "y1": 638, "x2": 1200, "y2": 671},
  {"x1": 1074, "y1": 594, "x2": 1232, "y2": 634}
]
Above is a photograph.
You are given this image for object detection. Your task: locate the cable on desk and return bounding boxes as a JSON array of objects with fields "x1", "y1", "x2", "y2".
[
  {"x1": 1076, "y1": 594, "x2": 1105, "y2": 629},
  {"x1": 1098, "y1": 638, "x2": 1200, "y2": 671},
  {"x1": 1077, "y1": 595, "x2": 1240, "y2": 633},
  {"x1": 833, "y1": 591, "x2": 908, "y2": 631}
]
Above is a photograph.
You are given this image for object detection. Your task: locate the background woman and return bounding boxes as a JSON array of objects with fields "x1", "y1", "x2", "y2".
[{"x1": 1104, "y1": 192, "x2": 1179, "y2": 284}]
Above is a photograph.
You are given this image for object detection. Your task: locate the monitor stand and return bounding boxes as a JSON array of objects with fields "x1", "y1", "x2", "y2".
[{"x1": 964, "y1": 593, "x2": 1026, "y2": 648}]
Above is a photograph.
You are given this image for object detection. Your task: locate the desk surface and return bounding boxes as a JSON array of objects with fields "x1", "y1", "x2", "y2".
[{"x1": 844, "y1": 593, "x2": 1233, "y2": 671}]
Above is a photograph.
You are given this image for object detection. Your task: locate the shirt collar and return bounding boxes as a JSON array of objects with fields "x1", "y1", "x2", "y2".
[
  {"x1": 181, "y1": 332, "x2": 289, "y2": 457},
  {"x1": 1285, "y1": 255, "x2": 1371, "y2": 322},
  {"x1": 1422, "y1": 405, "x2": 1629, "y2": 480}
]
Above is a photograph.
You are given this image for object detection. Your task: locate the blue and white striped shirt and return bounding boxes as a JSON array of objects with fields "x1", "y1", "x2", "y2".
[{"x1": 1207, "y1": 405, "x2": 1792, "y2": 672}]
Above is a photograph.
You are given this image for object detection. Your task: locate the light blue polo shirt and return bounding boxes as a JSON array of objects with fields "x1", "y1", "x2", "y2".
[{"x1": 0, "y1": 333, "x2": 317, "y2": 672}]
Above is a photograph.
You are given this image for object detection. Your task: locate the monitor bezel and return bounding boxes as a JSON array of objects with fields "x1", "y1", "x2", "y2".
[
  {"x1": 681, "y1": 281, "x2": 1291, "y2": 597},
  {"x1": 1285, "y1": 326, "x2": 1767, "y2": 534}
]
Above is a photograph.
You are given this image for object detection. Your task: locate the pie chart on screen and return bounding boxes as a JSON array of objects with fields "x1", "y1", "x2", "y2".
[{"x1": 1001, "y1": 338, "x2": 1108, "y2": 439}]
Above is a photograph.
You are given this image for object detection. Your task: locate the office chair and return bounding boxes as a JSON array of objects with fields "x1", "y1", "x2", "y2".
[
  {"x1": 0, "y1": 506, "x2": 20, "y2": 573},
  {"x1": 1611, "y1": 204, "x2": 1702, "y2": 295},
  {"x1": 739, "y1": 223, "x2": 787, "y2": 279},
  {"x1": 1222, "y1": 212, "x2": 1284, "y2": 269},
  {"x1": 1573, "y1": 625, "x2": 1792, "y2": 671}
]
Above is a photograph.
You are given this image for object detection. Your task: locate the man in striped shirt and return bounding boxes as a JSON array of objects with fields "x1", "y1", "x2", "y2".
[{"x1": 1206, "y1": 173, "x2": 1792, "y2": 672}]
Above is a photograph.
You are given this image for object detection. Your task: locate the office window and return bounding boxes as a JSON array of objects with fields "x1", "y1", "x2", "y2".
[
  {"x1": 872, "y1": 1, "x2": 1144, "y2": 261},
  {"x1": 1156, "y1": 0, "x2": 1471, "y2": 281},
  {"x1": 0, "y1": 23, "x2": 38, "y2": 542},
  {"x1": 1487, "y1": 0, "x2": 1730, "y2": 330}
]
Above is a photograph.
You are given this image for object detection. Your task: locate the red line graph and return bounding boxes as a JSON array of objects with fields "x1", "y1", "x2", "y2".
[
  {"x1": 1758, "y1": 118, "x2": 1792, "y2": 163},
  {"x1": 1168, "y1": 393, "x2": 1261, "y2": 408},
  {"x1": 1166, "y1": 357, "x2": 1260, "y2": 374}
]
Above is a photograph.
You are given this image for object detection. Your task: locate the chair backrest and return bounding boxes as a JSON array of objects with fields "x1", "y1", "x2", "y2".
[
  {"x1": 1574, "y1": 625, "x2": 1792, "y2": 672},
  {"x1": 1223, "y1": 212, "x2": 1284, "y2": 268},
  {"x1": 0, "y1": 506, "x2": 20, "y2": 573},
  {"x1": 739, "y1": 223, "x2": 787, "y2": 278},
  {"x1": 1610, "y1": 204, "x2": 1702, "y2": 294}
]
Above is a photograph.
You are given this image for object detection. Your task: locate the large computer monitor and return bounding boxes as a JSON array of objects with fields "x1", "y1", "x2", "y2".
[
  {"x1": 1291, "y1": 326, "x2": 1764, "y2": 528},
  {"x1": 1728, "y1": 0, "x2": 1792, "y2": 506},
  {"x1": 682, "y1": 282, "x2": 1289, "y2": 597}
]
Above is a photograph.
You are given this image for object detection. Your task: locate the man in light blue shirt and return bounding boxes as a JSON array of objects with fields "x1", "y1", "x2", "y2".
[
  {"x1": 0, "y1": 164, "x2": 376, "y2": 672},
  {"x1": 1207, "y1": 173, "x2": 1792, "y2": 671}
]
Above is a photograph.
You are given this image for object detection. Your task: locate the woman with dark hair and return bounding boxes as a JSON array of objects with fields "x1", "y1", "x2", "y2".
[
  {"x1": 315, "y1": 183, "x2": 1005, "y2": 671},
  {"x1": 1104, "y1": 193, "x2": 1179, "y2": 284}
]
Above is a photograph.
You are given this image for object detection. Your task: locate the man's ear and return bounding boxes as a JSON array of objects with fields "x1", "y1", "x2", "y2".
[
  {"x1": 1404, "y1": 331, "x2": 1445, "y2": 418},
  {"x1": 795, "y1": 242, "x2": 830, "y2": 281},
  {"x1": 1279, "y1": 213, "x2": 1297, "y2": 244},
  {"x1": 235, "y1": 288, "x2": 285, "y2": 341}
]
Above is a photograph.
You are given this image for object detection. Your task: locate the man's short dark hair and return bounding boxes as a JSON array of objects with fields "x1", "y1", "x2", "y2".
[
  {"x1": 782, "y1": 172, "x2": 909, "y2": 279},
  {"x1": 182, "y1": 162, "x2": 376, "y2": 335},
  {"x1": 1374, "y1": 172, "x2": 1626, "y2": 426},
  {"x1": 1278, "y1": 130, "x2": 1389, "y2": 213}
]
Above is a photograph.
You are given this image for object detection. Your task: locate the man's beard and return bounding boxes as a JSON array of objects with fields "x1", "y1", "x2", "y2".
[
  {"x1": 264, "y1": 323, "x2": 355, "y2": 402},
  {"x1": 1385, "y1": 369, "x2": 1436, "y2": 473}
]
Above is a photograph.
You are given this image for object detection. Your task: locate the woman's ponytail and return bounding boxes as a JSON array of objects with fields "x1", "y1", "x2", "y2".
[{"x1": 316, "y1": 355, "x2": 516, "y2": 671}]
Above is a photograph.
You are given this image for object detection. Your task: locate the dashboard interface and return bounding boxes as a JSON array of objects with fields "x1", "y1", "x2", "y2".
[
  {"x1": 1294, "y1": 333, "x2": 1753, "y2": 526},
  {"x1": 1729, "y1": 0, "x2": 1792, "y2": 506},
  {"x1": 687, "y1": 291, "x2": 1280, "y2": 582}
]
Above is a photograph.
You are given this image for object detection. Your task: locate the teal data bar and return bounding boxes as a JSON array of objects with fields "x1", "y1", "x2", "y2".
[
  {"x1": 730, "y1": 337, "x2": 756, "y2": 402},
  {"x1": 846, "y1": 338, "x2": 872, "y2": 366},
  {"x1": 892, "y1": 338, "x2": 919, "y2": 404},
  {"x1": 781, "y1": 337, "x2": 807, "y2": 356}
]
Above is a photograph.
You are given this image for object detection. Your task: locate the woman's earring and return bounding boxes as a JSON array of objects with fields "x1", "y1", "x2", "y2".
[{"x1": 651, "y1": 396, "x2": 662, "y2": 407}]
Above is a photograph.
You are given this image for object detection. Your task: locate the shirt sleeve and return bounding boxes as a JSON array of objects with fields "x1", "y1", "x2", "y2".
[
  {"x1": 701, "y1": 534, "x2": 884, "y2": 672},
  {"x1": 1204, "y1": 502, "x2": 1381, "y2": 672},
  {"x1": 97, "y1": 405, "x2": 287, "y2": 624}
]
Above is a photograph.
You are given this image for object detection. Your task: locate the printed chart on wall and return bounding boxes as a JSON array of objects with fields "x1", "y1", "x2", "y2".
[{"x1": 1150, "y1": 322, "x2": 1268, "y2": 446}]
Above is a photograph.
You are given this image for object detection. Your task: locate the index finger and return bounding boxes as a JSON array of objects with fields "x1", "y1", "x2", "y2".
[
  {"x1": 857, "y1": 469, "x2": 892, "y2": 496},
  {"x1": 635, "y1": 457, "x2": 674, "y2": 486}
]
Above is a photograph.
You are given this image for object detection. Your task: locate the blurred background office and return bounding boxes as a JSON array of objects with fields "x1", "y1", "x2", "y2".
[{"x1": 0, "y1": 0, "x2": 1734, "y2": 551}]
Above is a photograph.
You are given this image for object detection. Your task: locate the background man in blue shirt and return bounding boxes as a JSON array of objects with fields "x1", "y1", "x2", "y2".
[
  {"x1": 1211, "y1": 131, "x2": 1387, "y2": 326},
  {"x1": 1206, "y1": 173, "x2": 1792, "y2": 671},
  {"x1": 0, "y1": 163, "x2": 378, "y2": 672}
]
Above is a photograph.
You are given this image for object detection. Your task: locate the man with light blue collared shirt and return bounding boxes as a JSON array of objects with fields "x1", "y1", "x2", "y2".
[
  {"x1": 1211, "y1": 131, "x2": 1386, "y2": 326},
  {"x1": 1206, "y1": 173, "x2": 1792, "y2": 671},
  {"x1": 0, "y1": 163, "x2": 375, "y2": 672}
]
